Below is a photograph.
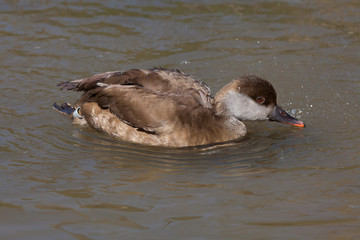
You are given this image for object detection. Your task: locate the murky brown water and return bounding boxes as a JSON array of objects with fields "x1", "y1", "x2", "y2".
[{"x1": 1, "y1": 0, "x2": 360, "y2": 239}]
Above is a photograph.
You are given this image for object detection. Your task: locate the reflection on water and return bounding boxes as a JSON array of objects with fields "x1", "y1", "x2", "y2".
[{"x1": 1, "y1": 0, "x2": 360, "y2": 239}]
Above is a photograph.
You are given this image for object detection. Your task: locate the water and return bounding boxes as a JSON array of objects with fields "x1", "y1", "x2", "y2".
[{"x1": 1, "y1": 0, "x2": 360, "y2": 239}]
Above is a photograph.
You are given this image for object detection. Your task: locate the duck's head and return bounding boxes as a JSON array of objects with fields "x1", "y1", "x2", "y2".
[{"x1": 215, "y1": 75, "x2": 305, "y2": 128}]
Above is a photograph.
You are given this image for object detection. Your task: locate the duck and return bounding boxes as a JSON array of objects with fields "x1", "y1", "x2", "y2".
[{"x1": 53, "y1": 67, "x2": 305, "y2": 147}]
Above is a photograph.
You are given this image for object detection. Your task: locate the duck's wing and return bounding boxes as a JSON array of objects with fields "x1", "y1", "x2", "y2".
[
  {"x1": 58, "y1": 68, "x2": 213, "y2": 108},
  {"x1": 80, "y1": 84, "x2": 206, "y2": 135}
]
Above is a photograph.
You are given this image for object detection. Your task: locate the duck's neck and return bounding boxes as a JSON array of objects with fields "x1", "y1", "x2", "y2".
[
  {"x1": 211, "y1": 95, "x2": 246, "y2": 142},
  {"x1": 214, "y1": 81, "x2": 237, "y2": 117},
  {"x1": 213, "y1": 90, "x2": 245, "y2": 129}
]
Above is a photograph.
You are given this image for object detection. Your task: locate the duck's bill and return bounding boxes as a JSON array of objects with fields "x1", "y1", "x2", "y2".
[{"x1": 269, "y1": 105, "x2": 305, "y2": 128}]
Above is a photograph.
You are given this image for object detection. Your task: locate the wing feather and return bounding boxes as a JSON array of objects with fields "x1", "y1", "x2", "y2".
[
  {"x1": 58, "y1": 68, "x2": 213, "y2": 107},
  {"x1": 83, "y1": 85, "x2": 174, "y2": 134},
  {"x1": 58, "y1": 68, "x2": 214, "y2": 133}
]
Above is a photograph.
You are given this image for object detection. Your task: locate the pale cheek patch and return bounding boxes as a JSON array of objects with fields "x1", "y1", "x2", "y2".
[{"x1": 225, "y1": 91, "x2": 273, "y2": 121}]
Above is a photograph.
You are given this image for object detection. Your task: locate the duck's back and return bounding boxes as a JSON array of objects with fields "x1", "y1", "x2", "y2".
[
  {"x1": 57, "y1": 68, "x2": 241, "y2": 147},
  {"x1": 59, "y1": 68, "x2": 213, "y2": 108}
]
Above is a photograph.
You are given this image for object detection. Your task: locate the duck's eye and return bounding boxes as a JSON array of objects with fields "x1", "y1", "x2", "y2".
[{"x1": 256, "y1": 96, "x2": 265, "y2": 104}]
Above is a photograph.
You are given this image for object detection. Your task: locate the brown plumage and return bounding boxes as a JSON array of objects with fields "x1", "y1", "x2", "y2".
[{"x1": 54, "y1": 68, "x2": 305, "y2": 147}]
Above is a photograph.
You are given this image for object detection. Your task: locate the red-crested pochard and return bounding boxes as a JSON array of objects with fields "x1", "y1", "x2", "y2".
[{"x1": 54, "y1": 68, "x2": 305, "y2": 147}]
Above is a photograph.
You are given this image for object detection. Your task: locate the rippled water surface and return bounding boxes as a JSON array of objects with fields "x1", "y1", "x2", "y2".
[{"x1": 1, "y1": 0, "x2": 360, "y2": 239}]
